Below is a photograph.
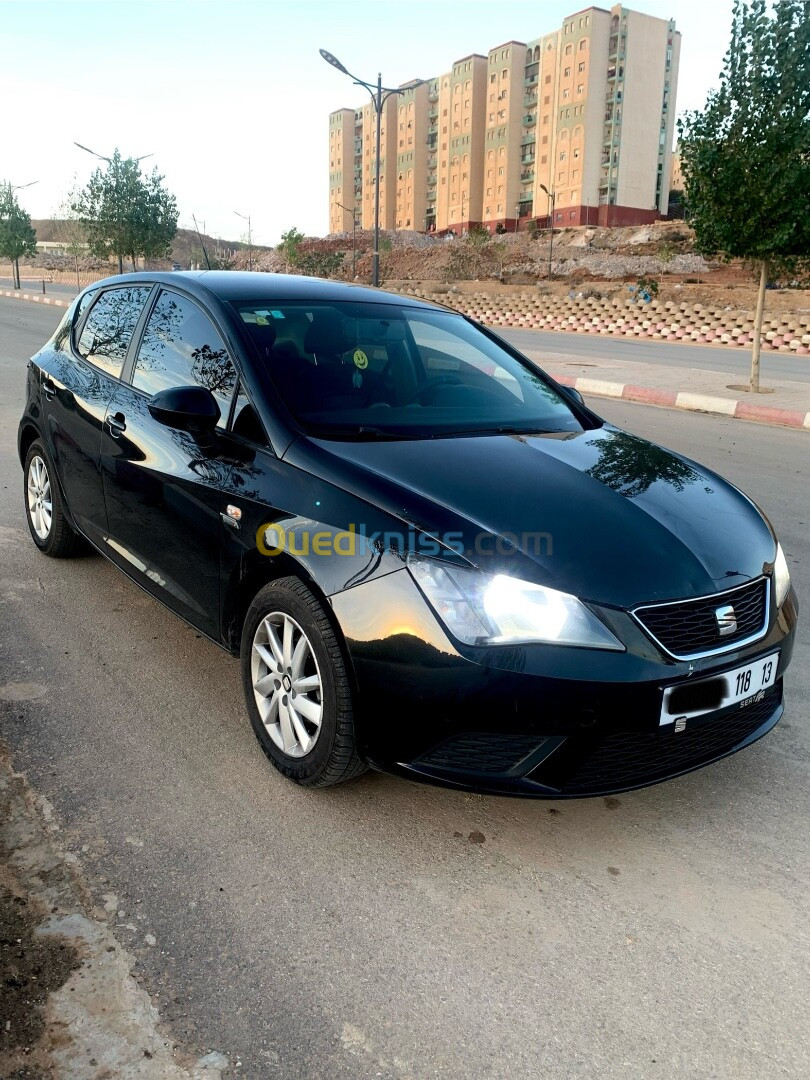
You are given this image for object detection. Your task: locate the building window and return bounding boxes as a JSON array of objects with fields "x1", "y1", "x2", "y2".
[
  {"x1": 559, "y1": 151, "x2": 566, "y2": 161},
  {"x1": 577, "y1": 85, "x2": 584, "y2": 95},
  {"x1": 490, "y1": 74, "x2": 496, "y2": 82},
  {"x1": 565, "y1": 44, "x2": 572, "y2": 55},
  {"x1": 578, "y1": 62, "x2": 585, "y2": 72},
  {"x1": 564, "y1": 67, "x2": 571, "y2": 77},
  {"x1": 545, "y1": 74, "x2": 551, "y2": 83}
]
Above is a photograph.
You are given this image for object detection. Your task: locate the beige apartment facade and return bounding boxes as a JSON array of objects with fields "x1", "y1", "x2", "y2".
[{"x1": 328, "y1": 4, "x2": 680, "y2": 234}]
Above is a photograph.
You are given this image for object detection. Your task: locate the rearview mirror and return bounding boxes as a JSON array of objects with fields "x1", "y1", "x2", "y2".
[{"x1": 147, "y1": 385, "x2": 220, "y2": 433}]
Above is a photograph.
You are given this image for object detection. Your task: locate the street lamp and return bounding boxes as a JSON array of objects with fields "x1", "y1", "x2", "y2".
[
  {"x1": 74, "y1": 143, "x2": 154, "y2": 273},
  {"x1": 515, "y1": 203, "x2": 521, "y2": 234},
  {"x1": 234, "y1": 210, "x2": 253, "y2": 271},
  {"x1": 539, "y1": 184, "x2": 556, "y2": 280},
  {"x1": 74, "y1": 142, "x2": 153, "y2": 164},
  {"x1": 337, "y1": 201, "x2": 358, "y2": 278},
  {"x1": 321, "y1": 48, "x2": 417, "y2": 287}
]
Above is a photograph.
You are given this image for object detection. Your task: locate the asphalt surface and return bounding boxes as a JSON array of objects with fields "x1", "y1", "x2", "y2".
[
  {"x1": 1, "y1": 296, "x2": 808, "y2": 1079},
  {"x1": 497, "y1": 326, "x2": 810, "y2": 383}
]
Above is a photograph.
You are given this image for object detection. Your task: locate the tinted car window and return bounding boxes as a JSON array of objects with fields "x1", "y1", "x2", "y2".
[
  {"x1": 77, "y1": 286, "x2": 151, "y2": 377},
  {"x1": 235, "y1": 300, "x2": 585, "y2": 439},
  {"x1": 132, "y1": 290, "x2": 237, "y2": 427}
]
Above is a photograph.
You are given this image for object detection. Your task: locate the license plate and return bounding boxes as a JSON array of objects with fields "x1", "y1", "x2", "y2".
[{"x1": 660, "y1": 651, "x2": 779, "y2": 727}]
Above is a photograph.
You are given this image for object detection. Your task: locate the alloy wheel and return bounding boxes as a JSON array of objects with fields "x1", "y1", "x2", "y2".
[
  {"x1": 27, "y1": 455, "x2": 53, "y2": 540},
  {"x1": 251, "y1": 612, "x2": 323, "y2": 758}
]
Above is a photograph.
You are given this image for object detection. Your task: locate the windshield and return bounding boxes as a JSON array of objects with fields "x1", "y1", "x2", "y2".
[{"x1": 234, "y1": 300, "x2": 588, "y2": 439}]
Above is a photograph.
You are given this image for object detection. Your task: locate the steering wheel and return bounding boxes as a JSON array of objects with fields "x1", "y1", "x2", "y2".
[{"x1": 402, "y1": 374, "x2": 462, "y2": 405}]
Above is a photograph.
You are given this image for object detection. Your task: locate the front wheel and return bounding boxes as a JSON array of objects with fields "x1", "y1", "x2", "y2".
[
  {"x1": 241, "y1": 577, "x2": 367, "y2": 787},
  {"x1": 23, "y1": 440, "x2": 82, "y2": 557}
]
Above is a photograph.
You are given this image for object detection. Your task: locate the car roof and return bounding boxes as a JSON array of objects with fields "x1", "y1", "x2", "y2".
[{"x1": 86, "y1": 270, "x2": 442, "y2": 310}]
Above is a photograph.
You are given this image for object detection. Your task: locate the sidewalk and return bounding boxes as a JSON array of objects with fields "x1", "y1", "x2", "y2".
[
  {"x1": 524, "y1": 346, "x2": 810, "y2": 431},
  {"x1": 3, "y1": 286, "x2": 808, "y2": 431}
]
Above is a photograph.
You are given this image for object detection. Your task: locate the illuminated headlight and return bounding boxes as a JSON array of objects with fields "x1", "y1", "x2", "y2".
[
  {"x1": 774, "y1": 543, "x2": 791, "y2": 607},
  {"x1": 407, "y1": 556, "x2": 624, "y2": 650}
]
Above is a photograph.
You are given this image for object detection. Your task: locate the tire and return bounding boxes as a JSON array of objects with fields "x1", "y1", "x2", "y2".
[
  {"x1": 23, "y1": 440, "x2": 82, "y2": 558},
  {"x1": 241, "y1": 576, "x2": 367, "y2": 787}
]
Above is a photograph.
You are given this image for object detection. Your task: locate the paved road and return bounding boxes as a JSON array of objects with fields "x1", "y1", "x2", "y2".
[
  {"x1": 1, "y1": 299, "x2": 808, "y2": 1079},
  {"x1": 498, "y1": 326, "x2": 810, "y2": 383}
]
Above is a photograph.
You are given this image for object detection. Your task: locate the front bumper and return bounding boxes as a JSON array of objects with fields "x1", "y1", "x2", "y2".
[{"x1": 330, "y1": 568, "x2": 798, "y2": 797}]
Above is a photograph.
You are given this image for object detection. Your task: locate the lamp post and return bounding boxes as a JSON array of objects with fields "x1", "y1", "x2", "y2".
[
  {"x1": 321, "y1": 48, "x2": 414, "y2": 287},
  {"x1": 515, "y1": 203, "x2": 521, "y2": 234},
  {"x1": 74, "y1": 143, "x2": 153, "y2": 273},
  {"x1": 539, "y1": 183, "x2": 556, "y2": 280},
  {"x1": 234, "y1": 210, "x2": 253, "y2": 271},
  {"x1": 337, "y1": 201, "x2": 358, "y2": 278}
]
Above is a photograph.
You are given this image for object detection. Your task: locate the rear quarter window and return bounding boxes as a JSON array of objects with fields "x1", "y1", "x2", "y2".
[{"x1": 77, "y1": 286, "x2": 152, "y2": 377}]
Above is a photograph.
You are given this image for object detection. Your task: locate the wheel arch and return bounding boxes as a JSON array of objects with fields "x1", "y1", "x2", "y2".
[{"x1": 18, "y1": 421, "x2": 42, "y2": 468}]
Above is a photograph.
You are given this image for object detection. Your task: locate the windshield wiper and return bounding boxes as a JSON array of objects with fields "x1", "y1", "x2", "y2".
[
  {"x1": 437, "y1": 425, "x2": 554, "y2": 438},
  {"x1": 310, "y1": 425, "x2": 421, "y2": 441}
]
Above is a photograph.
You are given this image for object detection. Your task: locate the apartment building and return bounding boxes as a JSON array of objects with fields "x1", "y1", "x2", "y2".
[{"x1": 328, "y1": 4, "x2": 680, "y2": 234}]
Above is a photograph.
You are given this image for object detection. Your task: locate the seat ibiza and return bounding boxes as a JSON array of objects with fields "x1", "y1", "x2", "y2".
[{"x1": 18, "y1": 272, "x2": 797, "y2": 796}]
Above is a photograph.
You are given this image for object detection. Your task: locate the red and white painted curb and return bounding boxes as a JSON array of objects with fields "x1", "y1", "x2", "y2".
[
  {"x1": 1, "y1": 288, "x2": 70, "y2": 309},
  {"x1": 553, "y1": 373, "x2": 810, "y2": 430},
  {"x1": 2, "y1": 287, "x2": 808, "y2": 431}
]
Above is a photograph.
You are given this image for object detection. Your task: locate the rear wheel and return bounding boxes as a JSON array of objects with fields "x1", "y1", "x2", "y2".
[
  {"x1": 241, "y1": 577, "x2": 367, "y2": 787},
  {"x1": 23, "y1": 440, "x2": 82, "y2": 558}
]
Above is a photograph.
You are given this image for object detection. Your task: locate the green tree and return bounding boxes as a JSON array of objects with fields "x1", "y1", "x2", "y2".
[
  {"x1": 278, "y1": 227, "x2": 304, "y2": 272},
  {"x1": 678, "y1": 0, "x2": 810, "y2": 392},
  {"x1": 71, "y1": 149, "x2": 178, "y2": 274},
  {"x1": 0, "y1": 182, "x2": 37, "y2": 290}
]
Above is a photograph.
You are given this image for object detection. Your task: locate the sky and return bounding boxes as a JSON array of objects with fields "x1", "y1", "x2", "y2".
[{"x1": 1, "y1": 0, "x2": 735, "y2": 247}]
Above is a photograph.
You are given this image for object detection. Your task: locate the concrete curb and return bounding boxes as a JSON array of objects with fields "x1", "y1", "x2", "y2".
[
  {"x1": 2, "y1": 287, "x2": 808, "y2": 431},
  {"x1": 554, "y1": 373, "x2": 810, "y2": 430},
  {"x1": 1, "y1": 288, "x2": 70, "y2": 309}
]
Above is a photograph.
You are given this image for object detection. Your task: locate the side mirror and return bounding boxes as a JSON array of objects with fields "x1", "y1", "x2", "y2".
[
  {"x1": 566, "y1": 386, "x2": 585, "y2": 406},
  {"x1": 147, "y1": 385, "x2": 220, "y2": 433}
]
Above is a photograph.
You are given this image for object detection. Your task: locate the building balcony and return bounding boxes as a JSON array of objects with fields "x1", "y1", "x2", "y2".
[
  {"x1": 521, "y1": 170, "x2": 534, "y2": 182},
  {"x1": 428, "y1": 90, "x2": 439, "y2": 102},
  {"x1": 429, "y1": 108, "x2": 438, "y2": 119},
  {"x1": 521, "y1": 153, "x2": 535, "y2": 164},
  {"x1": 521, "y1": 133, "x2": 536, "y2": 146},
  {"x1": 524, "y1": 94, "x2": 538, "y2": 108},
  {"x1": 523, "y1": 114, "x2": 536, "y2": 126},
  {"x1": 523, "y1": 74, "x2": 538, "y2": 86}
]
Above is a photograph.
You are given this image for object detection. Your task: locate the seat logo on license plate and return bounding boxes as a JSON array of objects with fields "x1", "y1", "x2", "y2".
[{"x1": 660, "y1": 651, "x2": 778, "y2": 727}]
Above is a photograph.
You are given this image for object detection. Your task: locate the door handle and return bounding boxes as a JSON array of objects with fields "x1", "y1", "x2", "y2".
[
  {"x1": 42, "y1": 378, "x2": 56, "y2": 400},
  {"x1": 106, "y1": 412, "x2": 127, "y2": 438}
]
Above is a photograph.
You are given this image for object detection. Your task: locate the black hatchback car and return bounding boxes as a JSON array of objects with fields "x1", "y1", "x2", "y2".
[{"x1": 18, "y1": 272, "x2": 797, "y2": 796}]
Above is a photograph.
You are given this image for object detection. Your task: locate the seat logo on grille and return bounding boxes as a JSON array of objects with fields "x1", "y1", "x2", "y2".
[{"x1": 715, "y1": 604, "x2": 738, "y2": 636}]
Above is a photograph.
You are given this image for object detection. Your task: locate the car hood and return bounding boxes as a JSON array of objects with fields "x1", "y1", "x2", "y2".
[{"x1": 288, "y1": 424, "x2": 776, "y2": 609}]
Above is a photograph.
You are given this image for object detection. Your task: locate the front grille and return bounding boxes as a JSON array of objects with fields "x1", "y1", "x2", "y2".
[
  {"x1": 633, "y1": 577, "x2": 769, "y2": 658},
  {"x1": 559, "y1": 686, "x2": 781, "y2": 795},
  {"x1": 415, "y1": 733, "x2": 546, "y2": 775}
]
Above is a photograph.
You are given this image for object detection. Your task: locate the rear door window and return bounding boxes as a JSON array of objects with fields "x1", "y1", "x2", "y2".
[
  {"x1": 131, "y1": 289, "x2": 237, "y2": 427},
  {"x1": 77, "y1": 286, "x2": 152, "y2": 377}
]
